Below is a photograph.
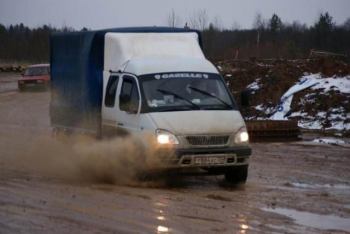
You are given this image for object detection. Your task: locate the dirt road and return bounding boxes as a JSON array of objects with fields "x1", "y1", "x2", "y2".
[{"x1": 0, "y1": 73, "x2": 350, "y2": 233}]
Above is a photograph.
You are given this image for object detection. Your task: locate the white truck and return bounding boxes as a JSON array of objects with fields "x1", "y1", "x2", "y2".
[{"x1": 50, "y1": 27, "x2": 251, "y2": 184}]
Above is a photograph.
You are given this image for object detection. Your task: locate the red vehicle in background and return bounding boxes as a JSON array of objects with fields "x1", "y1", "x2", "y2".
[{"x1": 18, "y1": 64, "x2": 50, "y2": 91}]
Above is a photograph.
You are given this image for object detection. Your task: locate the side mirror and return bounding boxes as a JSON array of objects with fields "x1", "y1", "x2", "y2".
[{"x1": 240, "y1": 89, "x2": 250, "y2": 107}]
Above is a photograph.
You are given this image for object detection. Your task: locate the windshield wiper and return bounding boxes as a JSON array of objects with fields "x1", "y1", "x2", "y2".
[
  {"x1": 156, "y1": 88, "x2": 200, "y2": 110},
  {"x1": 188, "y1": 86, "x2": 233, "y2": 109},
  {"x1": 156, "y1": 106, "x2": 194, "y2": 112}
]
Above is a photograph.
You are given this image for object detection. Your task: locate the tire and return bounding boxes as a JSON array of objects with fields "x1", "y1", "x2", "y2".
[
  {"x1": 45, "y1": 83, "x2": 51, "y2": 91},
  {"x1": 224, "y1": 165, "x2": 248, "y2": 185},
  {"x1": 18, "y1": 84, "x2": 24, "y2": 92}
]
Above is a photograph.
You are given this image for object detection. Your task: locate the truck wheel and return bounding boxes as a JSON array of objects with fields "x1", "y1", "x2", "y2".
[
  {"x1": 224, "y1": 165, "x2": 248, "y2": 185},
  {"x1": 18, "y1": 85, "x2": 24, "y2": 92}
]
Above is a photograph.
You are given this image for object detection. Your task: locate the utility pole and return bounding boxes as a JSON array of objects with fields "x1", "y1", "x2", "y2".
[{"x1": 256, "y1": 30, "x2": 260, "y2": 58}]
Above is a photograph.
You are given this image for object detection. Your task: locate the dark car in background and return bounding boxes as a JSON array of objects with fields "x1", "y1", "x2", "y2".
[{"x1": 18, "y1": 64, "x2": 50, "y2": 91}]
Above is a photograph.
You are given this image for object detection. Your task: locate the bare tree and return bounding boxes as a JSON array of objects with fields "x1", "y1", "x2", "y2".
[
  {"x1": 189, "y1": 9, "x2": 209, "y2": 31},
  {"x1": 167, "y1": 9, "x2": 181, "y2": 28},
  {"x1": 253, "y1": 13, "x2": 266, "y2": 30},
  {"x1": 344, "y1": 17, "x2": 350, "y2": 30},
  {"x1": 253, "y1": 13, "x2": 266, "y2": 58},
  {"x1": 212, "y1": 16, "x2": 223, "y2": 31},
  {"x1": 231, "y1": 21, "x2": 241, "y2": 30}
]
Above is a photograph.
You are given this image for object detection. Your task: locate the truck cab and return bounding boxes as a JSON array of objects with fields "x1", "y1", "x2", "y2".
[{"x1": 100, "y1": 32, "x2": 251, "y2": 184}]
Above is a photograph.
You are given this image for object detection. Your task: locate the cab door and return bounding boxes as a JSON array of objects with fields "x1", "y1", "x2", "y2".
[
  {"x1": 115, "y1": 74, "x2": 142, "y2": 133},
  {"x1": 101, "y1": 73, "x2": 121, "y2": 137}
]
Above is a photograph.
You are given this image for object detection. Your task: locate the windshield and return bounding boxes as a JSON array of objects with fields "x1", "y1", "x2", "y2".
[
  {"x1": 139, "y1": 72, "x2": 236, "y2": 112},
  {"x1": 24, "y1": 66, "x2": 50, "y2": 76}
]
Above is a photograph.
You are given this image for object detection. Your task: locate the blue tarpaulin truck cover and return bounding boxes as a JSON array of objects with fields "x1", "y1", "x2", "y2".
[{"x1": 50, "y1": 27, "x2": 202, "y2": 134}]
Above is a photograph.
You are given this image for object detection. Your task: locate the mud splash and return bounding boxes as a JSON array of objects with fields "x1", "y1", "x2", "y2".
[{"x1": 8, "y1": 133, "x2": 171, "y2": 185}]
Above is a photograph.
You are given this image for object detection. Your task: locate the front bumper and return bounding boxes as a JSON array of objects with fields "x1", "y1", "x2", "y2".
[
  {"x1": 158, "y1": 146, "x2": 252, "y2": 168},
  {"x1": 18, "y1": 80, "x2": 49, "y2": 89}
]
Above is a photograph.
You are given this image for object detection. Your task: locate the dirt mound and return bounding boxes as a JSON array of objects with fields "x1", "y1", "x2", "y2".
[{"x1": 218, "y1": 58, "x2": 350, "y2": 134}]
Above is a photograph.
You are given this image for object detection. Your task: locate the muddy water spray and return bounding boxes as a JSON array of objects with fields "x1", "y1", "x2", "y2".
[{"x1": 11, "y1": 133, "x2": 170, "y2": 185}]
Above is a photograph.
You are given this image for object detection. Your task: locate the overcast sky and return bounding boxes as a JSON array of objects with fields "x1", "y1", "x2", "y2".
[{"x1": 0, "y1": 0, "x2": 349, "y2": 29}]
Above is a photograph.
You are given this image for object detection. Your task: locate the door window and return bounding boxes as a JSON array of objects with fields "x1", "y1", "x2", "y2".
[
  {"x1": 104, "y1": 75, "x2": 119, "y2": 107},
  {"x1": 119, "y1": 76, "x2": 139, "y2": 113}
]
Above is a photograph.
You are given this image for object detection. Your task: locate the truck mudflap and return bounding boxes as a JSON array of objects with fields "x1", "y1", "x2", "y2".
[{"x1": 158, "y1": 146, "x2": 251, "y2": 168}]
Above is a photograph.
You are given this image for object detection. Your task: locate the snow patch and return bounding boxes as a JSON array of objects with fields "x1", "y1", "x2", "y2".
[
  {"x1": 298, "y1": 119, "x2": 323, "y2": 130},
  {"x1": 311, "y1": 76, "x2": 350, "y2": 93},
  {"x1": 246, "y1": 78, "x2": 261, "y2": 90},
  {"x1": 254, "y1": 104, "x2": 274, "y2": 115},
  {"x1": 269, "y1": 73, "x2": 350, "y2": 130},
  {"x1": 255, "y1": 104, "x2": 264, "y2": 111},
  {"x1": 271, "y1": 75, "x2": 319, "y2": 120},
  {"x1": 312, "y1": 138, "x2": 346, "y2": 145}
]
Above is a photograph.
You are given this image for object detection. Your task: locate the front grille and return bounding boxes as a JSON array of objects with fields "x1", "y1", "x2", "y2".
[{"x1": 186, "y1": 135, "x2": 229, "y2": 146}]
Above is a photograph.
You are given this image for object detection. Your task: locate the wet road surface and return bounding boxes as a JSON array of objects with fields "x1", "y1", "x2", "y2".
[{"x1": 0, "y1": 73, "x2": 350, "y2": 233}]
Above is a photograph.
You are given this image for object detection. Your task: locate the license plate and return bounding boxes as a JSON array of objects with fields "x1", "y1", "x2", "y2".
[{"x1": 194, "y1": 156, "x2": 226, "y2": 165}]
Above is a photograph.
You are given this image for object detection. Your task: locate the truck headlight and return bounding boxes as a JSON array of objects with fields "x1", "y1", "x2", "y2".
[
  {"x1": 234, "y1": 127, "x2": 249, "y2": 143},
  {"x1": 156, "y1": 129, "x2": 179, "y2": 145}
]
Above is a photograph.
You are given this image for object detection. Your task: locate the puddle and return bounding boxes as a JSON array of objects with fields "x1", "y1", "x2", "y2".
[
  {"x1": 290, "y1": 182, "x2": 350, "y2": 190},
  {"x1": 157, "y1": 225, "x2": 169, "y2": 233},
  {"x1": 263, "y1": 207, "x2": 350, "y2": 232}
]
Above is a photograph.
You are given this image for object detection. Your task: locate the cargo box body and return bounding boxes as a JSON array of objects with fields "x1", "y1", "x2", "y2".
[{"x1": 50, "y1": 27, "x2": 202, "y2": 133}]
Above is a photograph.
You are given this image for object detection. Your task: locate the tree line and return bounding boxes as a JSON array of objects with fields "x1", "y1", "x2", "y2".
[
  {"x1": 201, "y1": 12, "x2": 350, "y2": 60},
  {"x1": 0, "y1": 12, "x2": 349, "y2": 63},
  {"x1": 0, "y1": 24, "x2": 79, "y2": 63}
]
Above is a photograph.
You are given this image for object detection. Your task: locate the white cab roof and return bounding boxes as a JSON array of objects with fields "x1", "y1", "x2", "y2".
[
  {"x1": 104, "y1": 32, "x2": 206, "y2": 73},
  {"x1": 124, "y1": 56, "x2": 218, "y2": 75}
]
